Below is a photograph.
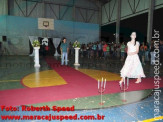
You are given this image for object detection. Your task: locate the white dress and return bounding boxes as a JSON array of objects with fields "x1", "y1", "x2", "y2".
[{"x1": 120, "y1": 41, "x2": 146, "y2": 78}]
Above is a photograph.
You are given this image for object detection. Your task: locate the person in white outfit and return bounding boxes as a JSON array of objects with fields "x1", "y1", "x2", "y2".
[{"x1": 119, "y1": 32, "x2": 146, "y2": 85}]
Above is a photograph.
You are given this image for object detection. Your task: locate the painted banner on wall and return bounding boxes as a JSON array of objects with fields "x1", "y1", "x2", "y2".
[{"x1": 38, "y1": 18, "x2": 54, "y2": 30}]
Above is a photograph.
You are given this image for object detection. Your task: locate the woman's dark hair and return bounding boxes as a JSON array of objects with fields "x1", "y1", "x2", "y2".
[
  {"x1": 134, "y1": 41, "x2": 136, "y2": 46},
  {"x1": 131, "y1": 32, "x2": 137, "y2": 46}
]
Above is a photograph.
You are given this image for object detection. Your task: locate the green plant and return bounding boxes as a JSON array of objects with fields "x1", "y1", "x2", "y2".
[
  {"x1": 32, "y1": 40, "x2": 40, "y2": 47},
  {"x1": 73, "y1": 41, "x2": 80, "y2": 48}
]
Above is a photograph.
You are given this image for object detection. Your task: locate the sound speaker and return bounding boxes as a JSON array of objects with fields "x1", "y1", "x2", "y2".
[{"x1": 2, "y1": 36, "x2": 7, "y2": 42}]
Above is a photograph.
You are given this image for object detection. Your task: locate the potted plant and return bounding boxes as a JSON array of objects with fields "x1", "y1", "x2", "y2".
[
  {"x1": 32, "y1": 40, "x2": 40, "y2": 67},
  {"x1": 32, "y1": 40, "x2": 40, "y2": 48},
  {"x1": 73, "y1": 40, "x2": 80, "y2": 48}
]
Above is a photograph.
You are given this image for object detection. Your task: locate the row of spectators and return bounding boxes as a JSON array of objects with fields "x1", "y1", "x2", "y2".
[{"x1": 68, "y1": 40, "x2": 163, "y2": 65}]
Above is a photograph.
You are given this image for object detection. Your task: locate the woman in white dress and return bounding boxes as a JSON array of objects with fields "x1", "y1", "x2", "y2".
[{"x1": 119, "y1": 32, "x2": 145, "y2": 85}]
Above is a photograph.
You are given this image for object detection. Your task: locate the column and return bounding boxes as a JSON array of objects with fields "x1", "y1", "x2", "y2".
[
  {"x1": 147, "y1": 0, "x2": 155, "y2": 46},
  {"x1": 34, "y1": 47, "x2": 40, "y2": 67},
  {"x1": 74, "y1": 48, "x2": 80, "y2": 66},
  {"x1": 116, "y1": 0, "x2": 121, "y2": 44}
]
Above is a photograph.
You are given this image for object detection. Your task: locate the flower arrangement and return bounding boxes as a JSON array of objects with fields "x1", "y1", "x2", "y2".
[
  {"x1": 73, "y1": 40, "x2": 80, "y2": 48},
  {"x1": 32, "y1": 40, "x2": 40, "y2": 47}
]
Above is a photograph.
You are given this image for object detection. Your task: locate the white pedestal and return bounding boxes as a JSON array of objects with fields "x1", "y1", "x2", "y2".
[
  {"x1": 74, "y1": 65, "x2": 79, "y2": 70},
  {"x1": 34, "y1": 47, "x2": 40, "y2": 67},
  {"x1": 74, "y1": 48, "x2": 80, "y2": 66}
]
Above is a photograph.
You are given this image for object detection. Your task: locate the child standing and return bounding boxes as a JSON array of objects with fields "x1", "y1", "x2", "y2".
[
  {"x1": 103, "y1": 42, "x2": 107, "y2": 59},
  {"x1": 140, "y1": 42, "x2": 147, "y2": 65},
  {"x1": 120, "y1": 42, "x2": 126, "y2": 61}
]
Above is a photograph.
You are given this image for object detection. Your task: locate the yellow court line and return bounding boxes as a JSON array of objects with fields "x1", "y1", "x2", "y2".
[
  {"x1": 141, "y1": 116, "x2": 163, "y2": 122},
  {"x1": 0, "y1": 80, "x2": 20, "y2": 82}
]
